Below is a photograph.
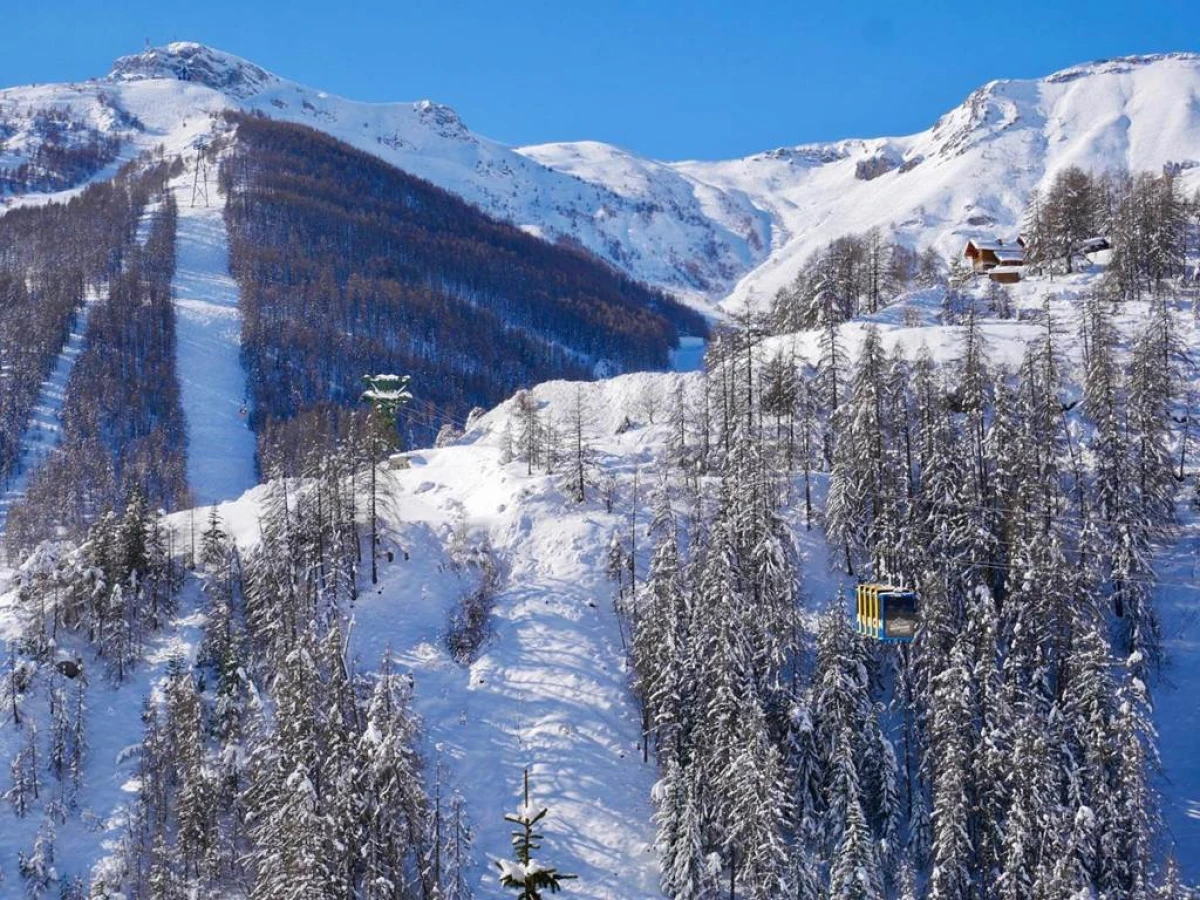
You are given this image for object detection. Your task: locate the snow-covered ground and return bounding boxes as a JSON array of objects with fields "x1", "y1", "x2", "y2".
[
  {"x1": 1153, "y1": 516, "x2": 1200, "y2": 870},
  {"x1": 168, "y1": 161, "x2": 258, "y2": 506},
  {"x1": 0, "y1": 289, "x2": 99, "y2": 535},
  {"x1": 2, "y1": 40, "x2": 1200, "y2": 890},
  {"x1": 0, "y1": 564, "x2": 208, "y2": 892}
]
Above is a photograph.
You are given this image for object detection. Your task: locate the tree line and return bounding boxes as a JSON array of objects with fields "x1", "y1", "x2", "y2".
[
  {"x1": 219, "y1": 112, "x2": 707, "y2": 473},
  {"x1": 1024, "y1": 165, "x2": 1199, "y2": 297}
]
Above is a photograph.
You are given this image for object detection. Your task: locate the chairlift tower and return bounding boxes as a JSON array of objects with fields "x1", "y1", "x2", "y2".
[{"x1": 191, "y1": 139, "x2": 209, "y2": 208}]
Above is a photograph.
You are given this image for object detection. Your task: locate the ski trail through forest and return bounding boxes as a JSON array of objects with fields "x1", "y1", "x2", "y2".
[
  {"x1": 347, "y1": 444, "x2": 662, "y2": 899},
  {"x1": 1153, "y1": 513, "x2": 1200, "y2": 873},
  {"x1": 0, "y1": 288, "x2": 100, "y2": 535},
  {"x1": 169, "y1": 162, "x2": 258, "y2": 506}
]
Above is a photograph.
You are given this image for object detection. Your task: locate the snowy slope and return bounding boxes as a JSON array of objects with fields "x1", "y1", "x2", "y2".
[
  {"x1": 167, "y1": 160, "x2": 258, "y2": 506},
  {"x1": 0, "y1": 289, "x2": 99, "y2": 533},
  {"x1": 673, "y1": 53, "x2": 1200, "y2": 311},
  {"x1": 6, "y1": 46, "x2": 1200, "y2": 310}
]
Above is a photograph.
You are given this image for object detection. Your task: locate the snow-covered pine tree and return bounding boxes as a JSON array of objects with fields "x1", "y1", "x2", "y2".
[
  {"x1": 1105, "y1": 672, "x2": 1159, "y2": 900},
  {"x1": 964, "y1": 587, "x2": 1008, "y2": 890},
  {"x1": 719, "y1": 689, "x2": 789, "y2": 900},
  {"x1": 441, "y1": 789, "x2": 476, "y2": 900},
  {"x1": 816, "y1": 305, "x2": 849, "y2": 464},
  {"x1": 827, "y1": 725, "x2": 883, "y2": 900},
  {"x1": 356, "y1": 651, "x2": 429, "y2": 900},
  {"x1": 245, "y1": 631, "x2": 331, "y2": 899},
  {"x1": 8, "y1": 721, "x2": 39, "y2": 817},
  {"x1": 18, "y1": 821, "x2": 57, "y2": 899},
  {"x1": 513, "y1": 390, "x2": 544, "y2": 476},
  {"x1": 926, "y1": 640, "x2": 975, "y2": 900},
  {"x1": 826, "y1": 324, "x2": 890, "y2": 575},
  {"x1": 497, "y1": 770, "x2": 576, "y2": 899},
  {"x1": 654, "y1": 756, "x2": 714, "y2": 900},
  {"x1": 564, "y1": 383, "x2": 593, "y2": 503}
]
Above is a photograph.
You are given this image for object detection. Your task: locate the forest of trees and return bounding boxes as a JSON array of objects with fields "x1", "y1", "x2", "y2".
[
  {"x1": 220, "y1": 112, "x2": 707, "y2": 472},
  {"x1": 6, "y1": 452, "x2": 479, "y2": 898},
  {"x1": 1024, "y1": 165, "x2": 1198, "y2": 297},
  {"x1": 4, "y1": 160, "x2": 190, "y2": 559},
  {"x1": 596, "y1": 286, "x2": 1191, "y2": 897},
  {"x1": 0, "y1": 161, "x2": 151, "y2": 491},
  {"x1": 769, "y1": 228, "x2": 940, "y2": 333},
  {"x1": 5, "y1": 278, "x2": 1192, "y2": 894},
  {"x1": 2, "y1": 125, "x2": 1199, "y2": 897}
]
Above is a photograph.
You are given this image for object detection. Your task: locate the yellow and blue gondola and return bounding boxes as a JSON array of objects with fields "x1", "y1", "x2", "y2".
[{"x1": 855, "y1": 583, "x2": 918, "y2": 643}]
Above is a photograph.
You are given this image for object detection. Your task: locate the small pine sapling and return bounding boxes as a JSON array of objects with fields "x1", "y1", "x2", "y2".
[{"x1": 497, "y1": 769, "x2": 576, "y2": 898}]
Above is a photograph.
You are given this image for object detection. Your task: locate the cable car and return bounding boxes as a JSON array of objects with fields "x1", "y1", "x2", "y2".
[{"x1": 855, "y1": 584, "x2": 919, "y2": 643}]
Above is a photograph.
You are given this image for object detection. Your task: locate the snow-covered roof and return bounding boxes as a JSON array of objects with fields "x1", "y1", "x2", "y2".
[
  {"x1": 990, "y1": 265, "x2": 1023, "y2": 275},
  {"x1": 995, "y1": 249, "x2": 1025, "y2": 263},
  {"x1": 966, "y1": 237, "x2": 1023, "y2": 254}
]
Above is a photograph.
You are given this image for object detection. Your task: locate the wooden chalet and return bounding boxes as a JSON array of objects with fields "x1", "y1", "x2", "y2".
[{"x1": 964, "y1": 236, "x2": 1026, "y2": 273}]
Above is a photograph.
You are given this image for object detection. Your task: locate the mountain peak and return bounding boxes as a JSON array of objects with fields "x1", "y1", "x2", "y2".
[
  {"x1": 107, "y1": 42, "x2": 278, "y2": 99},
  {"x1": 1042, "y1": 50, "x2": 1200, "y2": 84}
]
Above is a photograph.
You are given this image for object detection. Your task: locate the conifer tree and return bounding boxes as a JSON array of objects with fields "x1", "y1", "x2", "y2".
[
  {"x1": 497, "y1": 770, "x2": 576, "y2": 899},
  {"x1": 827, "y1": 726, "x2": 883, "y2": 900}
]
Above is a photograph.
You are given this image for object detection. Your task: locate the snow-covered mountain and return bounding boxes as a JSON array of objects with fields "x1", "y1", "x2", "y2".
[
  {"x1": 5, "y1": 44, "x2": 1200, "y2": 310},
  {"x1": 529, "y1": 52, "x2": 1200, "y2": 310},
  {"x1": 672, "y1": 52, "x2": 1200, "y2": 309},
  {"x1": 0, "y1": 42, "x2": 767, "y2": 305}
]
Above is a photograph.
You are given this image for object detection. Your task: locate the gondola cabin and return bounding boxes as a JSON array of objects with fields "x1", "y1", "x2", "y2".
[{"x1": 856, "y1": 584, "x2": 919, "y2": 643}]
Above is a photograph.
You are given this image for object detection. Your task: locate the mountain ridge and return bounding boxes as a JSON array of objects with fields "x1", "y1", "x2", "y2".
[{"x1": 3, "y1": 43, "x2": 1200, "y2": 310}]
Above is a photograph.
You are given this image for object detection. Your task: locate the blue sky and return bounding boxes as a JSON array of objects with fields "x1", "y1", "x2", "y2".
[{"x1": 4, "y1": 0, "x2": 1194, "y2": 160}]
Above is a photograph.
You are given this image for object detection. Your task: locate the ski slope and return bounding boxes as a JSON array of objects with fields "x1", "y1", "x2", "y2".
[
  {"x1": 355, "y1": 440, "x2": 663, "y2": 898},
  {"x1": 0, "y1": 289, "x2": 98, "y2": 535},
  {"x1": 202, "y1": 376, "x2": 691, "y2": 898},
  {"x1": 168, "y1": 161, "x2": 258, "y2": 506}
]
